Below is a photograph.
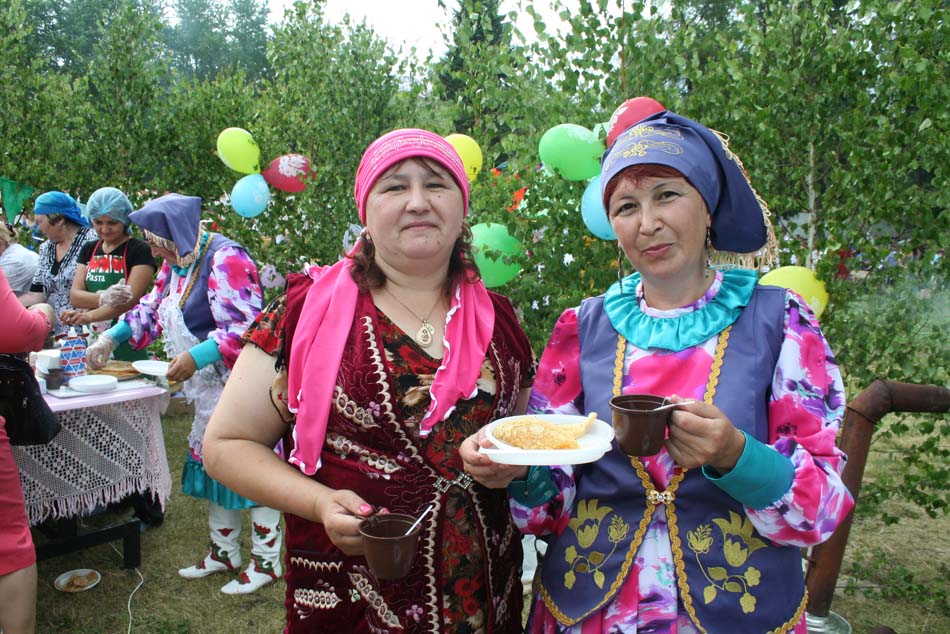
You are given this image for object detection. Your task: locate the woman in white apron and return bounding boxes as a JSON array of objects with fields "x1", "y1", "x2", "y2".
[{"x1": 86, "y1": 193, "x2": 282, "y2": 595}]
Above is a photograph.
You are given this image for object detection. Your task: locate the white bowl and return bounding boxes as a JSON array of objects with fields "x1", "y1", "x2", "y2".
[{"x1": 68, "y1": 375, "x2": 118, "y2": 394}]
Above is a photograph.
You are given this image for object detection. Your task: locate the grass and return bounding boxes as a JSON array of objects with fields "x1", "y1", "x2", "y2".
[
  {"x1": 34, "y1": 403, "x2": 285, "y2": 634},
  {"x1": 33, "y1": 403, "x2": 949, "y2": 633},
  {"x1": 831, "y1": 422, "x2": 950, "y2": 634}
]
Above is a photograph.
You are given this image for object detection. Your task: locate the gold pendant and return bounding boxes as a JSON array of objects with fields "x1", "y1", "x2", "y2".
[{"x1": 416, "y1": 321, "x2": 435, "y2": 348}]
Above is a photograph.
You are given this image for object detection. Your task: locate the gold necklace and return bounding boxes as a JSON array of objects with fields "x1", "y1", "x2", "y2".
[{"x1": 381, "y1": 285, "x2": 442, "y2": 348}]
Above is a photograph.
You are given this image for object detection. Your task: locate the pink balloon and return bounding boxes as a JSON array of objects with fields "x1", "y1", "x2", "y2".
[
  {"x1": 606, "y1": 97, "x2": 666, "y2": 147},
  {"x1": 261, "y1": 154, "x2": 314, "y2": 193}
]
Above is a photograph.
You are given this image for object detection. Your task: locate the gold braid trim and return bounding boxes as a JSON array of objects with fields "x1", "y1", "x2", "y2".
[
  {"x1": 768, "y1": 591, "x2": 808, "y2": 634},
  {"x1": 142, "y1": 228, "x2": 176, "y2": 252},
  {"x1": 672, "y1": 326, "x2": 728, "y2": 632},
  {"x1": 707, "y1": 129, "x2": 780, "y2": 272},
  {"x1": 175, "y1": 223, "x2": 204, "y2": 268},
  {"x1": 620, "y1": 331, "x2": 688, "y2": 534},
  {"x1": 176, "y1": 231, "x2": 212, "y2": 309},
  {"x1": 539, "y1": 333, "x2": 652, "y2": 626}
]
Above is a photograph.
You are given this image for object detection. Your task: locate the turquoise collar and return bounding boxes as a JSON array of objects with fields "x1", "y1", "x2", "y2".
[{"x1": 603, "y1": 269, "x2": 758, "y2": 351}]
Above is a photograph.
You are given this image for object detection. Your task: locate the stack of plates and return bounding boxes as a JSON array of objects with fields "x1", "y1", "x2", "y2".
[{"x1": 68, "y1": 375, "x2": 118, "y2": 394}]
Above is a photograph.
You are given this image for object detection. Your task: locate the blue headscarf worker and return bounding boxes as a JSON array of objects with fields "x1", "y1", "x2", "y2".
[{"x1": 19, "y1": 191, "x2": 98, "y2": 334}]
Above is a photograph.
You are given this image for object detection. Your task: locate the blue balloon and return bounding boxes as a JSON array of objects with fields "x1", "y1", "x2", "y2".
[
  {"x1": 581, "y1": 174, "x2": 615, "y2": 239},
  {"x1": 231, "y1": 174, "x2": 270, "y2": 218}
]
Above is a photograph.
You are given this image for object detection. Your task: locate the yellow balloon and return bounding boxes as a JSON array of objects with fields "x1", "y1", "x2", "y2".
[
  {"x1": 759, "y1": 266, "x2": 829, "y2": 317},
  {"x1": 216, "y1": 127, "x2": 261, "y2": 174},
  {"x1": 444, "y1": 133, "x2": 483, "y2": 182}
]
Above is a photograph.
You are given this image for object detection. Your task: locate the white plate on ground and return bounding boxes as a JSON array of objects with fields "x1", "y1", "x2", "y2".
[
  {"x1": 68, "y1": 375, "x2": 118, "y2": 394},
  {"x1": 54, "y1": 568, "x2": 101, "y2": 593},
  {"x1": 132, "y1": 360, "x2": 170, "y2": 377},
  {"x1": 479, "y1": 414, "x2": 614, "y2": 466}
]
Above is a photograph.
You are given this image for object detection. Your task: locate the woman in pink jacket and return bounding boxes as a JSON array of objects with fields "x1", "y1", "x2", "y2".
[{"x1": 0, "y1": 268, "x2": 54, "y2": 634}]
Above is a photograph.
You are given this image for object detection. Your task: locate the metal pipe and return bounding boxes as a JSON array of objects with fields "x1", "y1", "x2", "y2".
[{"x1": 805, "y1": 380, "x2": 950, "y2": 617}]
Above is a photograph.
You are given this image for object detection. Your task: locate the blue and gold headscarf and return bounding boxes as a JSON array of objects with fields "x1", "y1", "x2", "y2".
[{"x1": 601, "y1": 110, "x2": 775, "y2": 259}]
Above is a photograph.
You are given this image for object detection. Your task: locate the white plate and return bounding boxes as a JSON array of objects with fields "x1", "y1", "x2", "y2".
[
  {"x1": 54, "y1": 568, "x2": 101, "y2": 593},
  {"x1": 479, "y1": 414, "x2": 614, "y2": 465},
  {"x1": 68, "y1": 375, "x2": 118, "y2": 394},
  {"x1": 132, "y1": 360, "x2": 170, "y2": 377}
]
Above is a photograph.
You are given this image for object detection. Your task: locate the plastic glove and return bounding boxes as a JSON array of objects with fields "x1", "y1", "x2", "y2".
[
  {"x1": 86, "y1": 333, "x2": 117, "y2": 369},
  {"x1": 98, "y1": 282, "x2": 133, "y2": 307}
]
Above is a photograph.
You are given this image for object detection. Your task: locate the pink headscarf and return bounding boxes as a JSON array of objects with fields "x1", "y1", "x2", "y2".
[{"x1": 286, "y1": 129, "x2": 495, "y2": 475}]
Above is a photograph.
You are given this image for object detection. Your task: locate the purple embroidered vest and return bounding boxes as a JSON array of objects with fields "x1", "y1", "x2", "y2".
[
  {"x1": 539, "y1": 286, "x2": 807, "y2": 632},
  {"x1": 180, "y1": 234, "x2": 245, "y2": 341}
]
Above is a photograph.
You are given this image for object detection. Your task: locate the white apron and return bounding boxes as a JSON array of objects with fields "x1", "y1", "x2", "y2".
[{"x1": 158, "y1": 265, "x2": 229, "y2": 459}]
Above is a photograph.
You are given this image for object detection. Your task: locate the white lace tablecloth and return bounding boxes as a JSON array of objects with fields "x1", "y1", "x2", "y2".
[{"x1": 13, "y1": 382, "x2": 172, "y2": 525}]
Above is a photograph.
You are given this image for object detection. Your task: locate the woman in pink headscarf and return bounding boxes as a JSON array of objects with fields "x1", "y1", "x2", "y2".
[{"x1": 204, "y1": 129, "x2": 535, "y2": 633}]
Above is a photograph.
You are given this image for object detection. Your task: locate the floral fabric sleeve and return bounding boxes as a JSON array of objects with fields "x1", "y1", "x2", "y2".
[
  {"x1": 124, "y1": 261, "x2": 171, "y2": 349},
  {"x1": 747, "y1": 290, "x2": 854, "y2": 546},
  {"x1": 511, "y1": 307, "x2": 583, "y2": 537},
  {"x1": 206, "y1": 246, "x2": 264, "y2": 369}
]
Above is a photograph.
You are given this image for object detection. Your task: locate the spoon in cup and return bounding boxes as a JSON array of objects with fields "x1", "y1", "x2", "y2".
[
  {"x1": 404, "y1": 503, "x2": 434, "y2": 536},
  {"x1": 650, "y1": 399, "x2": 698, "y2": 412}
]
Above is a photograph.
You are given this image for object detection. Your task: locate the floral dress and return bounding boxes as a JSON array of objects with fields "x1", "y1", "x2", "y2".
[
  {"x1": 122, "y1": 244, "x2": 260, "y2": 369},
  {"x1": 244, "y1": 288, "x2": 536, "y2": 633},
  {"x1": 518, "y1": 271, "x2": 852, "y2": 634},
  {"x1": 121, "y1": 241, "x2": 262, "y2": 508},
  {"x1": 30, "y1": 227, "x2": 97, "y2": 334}
]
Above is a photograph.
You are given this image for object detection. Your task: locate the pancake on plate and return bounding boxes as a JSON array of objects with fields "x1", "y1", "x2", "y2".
[{"x1": 493, "y1": 414, "x2": 594, "y2": 450}]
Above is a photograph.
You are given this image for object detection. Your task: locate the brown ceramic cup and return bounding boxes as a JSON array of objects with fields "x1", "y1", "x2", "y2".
[
  {"x1": 609, "y1": 394, "x2": 671, "y2": 456},
  {"x1": 359, "y1": 513, "x2": 422, "y2": 580}
]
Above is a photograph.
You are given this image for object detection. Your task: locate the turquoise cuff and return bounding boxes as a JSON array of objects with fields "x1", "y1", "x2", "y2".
[
  {"x1": 188, "y1": 339, "x2": 222, "y2": 370},
  {"x1": 105, "y1": 321, "x2": 132, "y2": 345},
  {"x1": 702, "y1": 431, "x2": 794, "y2": 510},
  {"x1": 508, "y1": 466, "x2": 558, "y2": 507}
]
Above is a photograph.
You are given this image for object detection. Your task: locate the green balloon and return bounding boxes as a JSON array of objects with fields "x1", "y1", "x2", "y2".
[
  {"x1": 538, "y1": 124, "x2": 604, "y2": 181},
  {"x1": 471, "y1": 222, "x2": 522, "y2": 288}
]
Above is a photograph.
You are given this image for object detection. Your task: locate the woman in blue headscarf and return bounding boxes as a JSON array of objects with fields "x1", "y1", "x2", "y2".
[
  {"x1": 60, "y1": 187, "x2": 157, "y2": 361},
  {"x1": 19, "y1": 191, "x2": 98, "y2": 334},
  {"x1": 463, "y1": 101, "x2": 854, "y2": 633}
]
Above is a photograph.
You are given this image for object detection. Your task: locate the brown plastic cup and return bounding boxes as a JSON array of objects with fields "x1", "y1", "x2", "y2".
[
  {"x1": 43, "y1": 368, "x2": 66, "y2": 390},
  {"x1": 609, "y1": 394, "x2": 671, "y2": 456},
  {"x1": 359, "y1": 513, "x2": 422, "y2": 580}
]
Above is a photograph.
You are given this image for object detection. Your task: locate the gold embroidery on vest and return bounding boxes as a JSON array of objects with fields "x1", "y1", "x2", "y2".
[
  {"x1": 686, "y1": 512, "x2": 767, "y2": 612},
  {"x1": 668, "y1": 327, "x2": 799, "y2": 632},
  {"x1": 562, "y1": 499, "x2": 629, "y2": 590},
  {"x1": 539, "y1": 334, "x2": 652, "y2": 625},
  {"x1": 668, "y1": 325, "x2": 729, "y2": 633}
]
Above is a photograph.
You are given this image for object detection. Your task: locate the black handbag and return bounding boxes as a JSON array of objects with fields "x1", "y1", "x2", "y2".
[{"x1": 0, "y1": 353, "x2": 62, "y2": 446}]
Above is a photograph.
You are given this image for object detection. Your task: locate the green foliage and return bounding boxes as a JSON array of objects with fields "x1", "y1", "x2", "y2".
[
  {"x1": 22, "y1": 0, "x2": 163, "y2": 77},
  {"x1": 0, "y1": 0, "x2": 87, "y2": 189},
  {"x1": 165, "y1": 0, "x2": 230, "y2": 80},
  {"x1": 81, "y1": 2, "x2": 169, "y2": 192},
  {"x1": 164, "y1": 0, "x2": 269, "y2": 80}
]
